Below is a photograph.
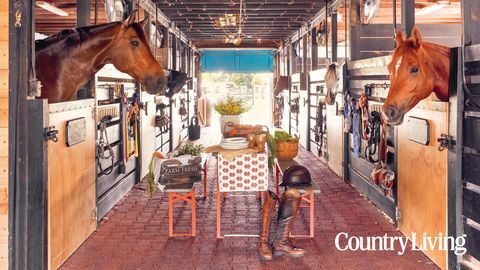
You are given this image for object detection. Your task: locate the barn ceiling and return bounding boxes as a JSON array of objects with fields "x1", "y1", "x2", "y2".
[
  {"x1": 34, "y1": 0, "x2": 462, "y2": 48},
  {"x1": 153, "y1": 0, "x2": 326, "y2": 48}
]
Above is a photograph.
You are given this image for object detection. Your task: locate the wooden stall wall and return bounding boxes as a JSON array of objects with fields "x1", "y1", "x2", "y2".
[
  {"x1": 397, "y1": 100, "x2": 448, "y2": 270},
  {"x1": 350, "y1": 24, "x2": 461, "y2": 61},
  {"x1": 0, "y1": 1, "x2": 7, "y2": 268},
  {"x1": 48, "y1": 100, "x2": 96, "y2": 270},
  {"x1": 346, "y1": 56, "x2": 397, "y2": 220}
]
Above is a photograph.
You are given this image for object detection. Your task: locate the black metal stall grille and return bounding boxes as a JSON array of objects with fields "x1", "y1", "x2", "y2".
[
  {"x1": 345, "y1": 56, "x2": 397, "y2": 220},
  {"x1": 459, "y1": 44, "x2": 480, "y2": 266},
  {"x1": 308, "y1": 70, "x2": 328, "y2": 160},
  {"x1": 95, "y1": 78, "x2": 139, "y2": 219}
]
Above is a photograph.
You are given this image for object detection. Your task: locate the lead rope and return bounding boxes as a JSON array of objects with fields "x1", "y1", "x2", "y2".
[{"x1": 98, "y1": 116, "x2": 115, "y2": 175}]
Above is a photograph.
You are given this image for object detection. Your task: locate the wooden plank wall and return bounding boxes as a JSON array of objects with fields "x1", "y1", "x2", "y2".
[
  {"x1": 350, "y1": 24, "x2": 461, "y2": 60},
  {"x1": 0, "y1": 1, "x2": 7, "y2": 269}
]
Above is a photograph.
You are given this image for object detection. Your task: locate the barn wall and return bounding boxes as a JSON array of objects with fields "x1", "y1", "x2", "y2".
[{"x1": 0, "y1": 1, "x2": 7, "y2": 268}]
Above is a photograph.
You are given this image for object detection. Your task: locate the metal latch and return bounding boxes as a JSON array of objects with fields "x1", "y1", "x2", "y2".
[
  {"x1": 437, "y1": 133, "x2": 454, "y2": 151},
  {"x1": 44, "y1": 126, "x2": 59, "y2": 142}
]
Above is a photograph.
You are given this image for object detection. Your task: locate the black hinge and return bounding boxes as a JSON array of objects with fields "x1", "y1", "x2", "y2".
[
  {"x1": 44, "y1": 126, "x2": 59, "y2": 142},
  {"x1": 437, "y1": 133, "x2": 454, "y2": 151}
]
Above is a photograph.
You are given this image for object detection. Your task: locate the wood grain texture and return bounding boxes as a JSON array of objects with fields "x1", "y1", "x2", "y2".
[
  {"x1": 0, "y1": 2, "x2": 7, "y2": 269},
  {"x1": 0, "y1": 70, "x2": 7, "y2": 99},
  {"x1": 48, "y1": 105, "x2": 96, "y2": 270},
  {"x1": 326, "y1": 97, "x2": 344, "y2": 177},
  {"x1": 397, "y1": 100, "x2": 448, "y2": 270},
  {"x1": 0, "y1": 99, "x2": 7, "y2": 128}
]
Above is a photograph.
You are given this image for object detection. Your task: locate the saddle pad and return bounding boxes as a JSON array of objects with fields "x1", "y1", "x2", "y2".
[{"x1": 218, "y1": 152, "x2": 269, "y2": 192}]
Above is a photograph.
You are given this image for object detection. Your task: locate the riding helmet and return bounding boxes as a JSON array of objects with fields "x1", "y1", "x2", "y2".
[{"x1": 279, "y1": 165, "x2": 312, "y2": 187}]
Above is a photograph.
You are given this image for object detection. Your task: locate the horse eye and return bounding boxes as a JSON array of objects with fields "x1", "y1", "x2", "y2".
[
  {"x1": 410, "y1": 67, "x2": 419, "y2": 74},
  {"x1": 131, "y1": 40, "x2": 140, "y2": 47}
]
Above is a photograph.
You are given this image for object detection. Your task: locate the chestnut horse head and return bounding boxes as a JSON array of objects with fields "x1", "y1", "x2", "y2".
[
  {"x1": 382, "y1": 26, "x2": 450, "y2": 125},
  {"x1": 35, "y1": 9, "x2": 167, "y2": 103}
]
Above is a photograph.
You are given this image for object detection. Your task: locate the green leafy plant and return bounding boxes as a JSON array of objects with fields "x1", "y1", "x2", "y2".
[
  {"x1": 214, "y1": 96, "x2": 251, "y2": 115},
  {"x1": 274, "y1": 130, "x2": 297, "y2": 142},
  {"x1": 174, "y1": 143, "x2": 204, "y2": 157},
  {"x1": 267, "y1": 134, "x2": 276, "y2": 172}
]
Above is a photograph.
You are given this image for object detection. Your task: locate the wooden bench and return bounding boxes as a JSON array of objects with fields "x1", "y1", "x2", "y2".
[
  {"x1": 165, "y1": 182, "x2": 196, "y2": 237},
  {"x1": 275, "y1": 158, "x2": 321, "y2": 238}
]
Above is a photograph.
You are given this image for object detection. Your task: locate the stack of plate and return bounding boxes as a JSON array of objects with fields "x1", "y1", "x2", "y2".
[{"x1": 220, "y1": 137, "x2": 249, "y2": 150}]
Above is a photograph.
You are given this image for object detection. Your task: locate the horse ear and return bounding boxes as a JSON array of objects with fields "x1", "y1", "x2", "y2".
[
  {"x1": 411, "y1": 26, "x2": 423, "y2": 48},
  {"x1": 395, "y1": 30, "x2": 406, "y2": 47},
  {"x1": 124, "y1": 9, "x2": 139, "y2": 27},
  {"x1": 140, "y1": 16, "x2": 149, "y2": 29}
]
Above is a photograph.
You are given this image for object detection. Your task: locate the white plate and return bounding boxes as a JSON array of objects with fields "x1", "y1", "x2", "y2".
[
  {"x1": 223, "y1": 137, "x2": 247, "y2": 143},
  {"x1": 220, "y1": 142, "x2": 249, "y2": 150}
]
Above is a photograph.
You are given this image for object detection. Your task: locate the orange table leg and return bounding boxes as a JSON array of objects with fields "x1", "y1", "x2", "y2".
[
  {"x1": 203, "y1": 161, "x2": 207, "y2": 199},
  {"x1": 192, "y1": 190, "x2": 197, "y2": 236},
  {"x1": 168, "y1": 193, "x2": 174, "y2": 237},
  {"x1": 275, "y1": 163, "x2": 280, "y2": 196},
  {"x1": 309, "y1": 192, "x2": 314, "y2": 238},
  {"x1": 216, "y1": 160, "x2": 222, "y2": 238}
]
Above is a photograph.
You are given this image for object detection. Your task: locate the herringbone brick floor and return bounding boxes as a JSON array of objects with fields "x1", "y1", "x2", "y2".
[{"x1": 61, "y1": 127, "x2": 437, "y2": 270}]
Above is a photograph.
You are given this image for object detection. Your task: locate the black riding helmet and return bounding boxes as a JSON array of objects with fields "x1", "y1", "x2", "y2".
[{"x1": 279, "y1": 165, "x2": 312, "y2": 187}]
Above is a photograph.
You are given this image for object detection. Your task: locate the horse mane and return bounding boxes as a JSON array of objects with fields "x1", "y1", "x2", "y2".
[{"x1": 36, "y1": 22, "x2": 121, "y2": 51}]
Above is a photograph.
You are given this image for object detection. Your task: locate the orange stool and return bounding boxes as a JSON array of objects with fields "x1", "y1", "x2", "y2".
[
  {"x1": 166, "y1": 183, "x2": 196, "y2": 237},
  {"x1": 275, "y1": 158, "x2": 321, "y2": 238}
]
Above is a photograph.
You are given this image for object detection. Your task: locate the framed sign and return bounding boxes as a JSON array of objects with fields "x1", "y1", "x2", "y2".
[
  {"x1": 66, "y1": 118, "x2": 87, "y2": 147},
  {"x1": 407, "y1": 116, "x2": 430, "y2": 145}
]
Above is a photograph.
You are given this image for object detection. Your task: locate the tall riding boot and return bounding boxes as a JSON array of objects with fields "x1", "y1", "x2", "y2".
[
  {"x1": 259, "y1": 191, "x2": 278, "y2": 260},
  {"x1": 272, "y1": 188, "x2": 306, "y2": 257}
]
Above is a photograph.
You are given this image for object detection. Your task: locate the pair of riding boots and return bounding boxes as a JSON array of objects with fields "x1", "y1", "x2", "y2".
[{"x1": 259, "y1": 189, "x2": 306, "y2": 260}]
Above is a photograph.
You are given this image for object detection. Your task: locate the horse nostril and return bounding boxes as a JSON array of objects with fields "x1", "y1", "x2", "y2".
[
  {"x1": 157, "y1": 77, "x2": 167, "y2": 90},
  {"x1": 387, "y1": 106, "x2": 397, "y2": 119}
]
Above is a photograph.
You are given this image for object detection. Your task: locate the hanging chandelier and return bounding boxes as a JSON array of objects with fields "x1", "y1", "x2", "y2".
[{"x1": 219, "y1": 0, "x2": 246, "y2": 45}]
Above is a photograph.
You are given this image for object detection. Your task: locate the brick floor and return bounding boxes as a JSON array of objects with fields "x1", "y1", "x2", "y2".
[{"x1": 61, "y1": 127, "x2": 438, "y2": 270}]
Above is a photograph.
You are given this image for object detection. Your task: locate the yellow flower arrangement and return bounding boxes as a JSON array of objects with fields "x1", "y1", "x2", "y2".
[{"x1": 214, "y1": 96, "x2": 251, "y2": 115}]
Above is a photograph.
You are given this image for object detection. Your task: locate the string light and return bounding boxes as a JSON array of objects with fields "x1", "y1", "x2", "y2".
[{"x1": 161, "y1": 0, "x2": 318, "y2": 43}]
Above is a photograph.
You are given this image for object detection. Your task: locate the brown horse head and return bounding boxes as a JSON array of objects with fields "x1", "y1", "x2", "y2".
[
  {"x1": 108, "y1": 10, "x2": 167, "y2": 95},
  {"x1": 35, "y1": 9, "x2": 167, "y2": 103},
  {"x1": 382, "y1": 26, "x2": 450, "y2": 125}
]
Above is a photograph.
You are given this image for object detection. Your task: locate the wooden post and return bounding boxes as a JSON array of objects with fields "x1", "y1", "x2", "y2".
[
  {"x1": 76, "y1": 0, "x2": 93, "y2": 99},
  {"x1": 311, "y1": 28, "x2": 318, "y2": 70},
  {"x1": 331, "y1": 12, "x2": 338, "y2": 62},
  {"x1": 9, "y1": 0, "x2": 48, "y2": 269},
  {"x1": 349, "y1": 0, "x2": 361, "y2": 60},
  {"x1": 401, "y1": 0, "x2": 415, "y2": 37}
]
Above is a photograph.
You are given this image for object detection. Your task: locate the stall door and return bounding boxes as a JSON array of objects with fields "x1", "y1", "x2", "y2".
[
  {"x1": 397, "y1": 101, "x2": 448, "y2": 269},
  {"x1": 48, "y1": 100, "x2": 96, "y2": 270}
]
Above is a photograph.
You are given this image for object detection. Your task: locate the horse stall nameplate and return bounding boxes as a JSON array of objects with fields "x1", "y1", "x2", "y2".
[
  {"x1": 407, "y1": 116, "x2": 430, "y2": 145},
  {"x1": 66, "y1": 118, "x2": 87, "y2": 147}
]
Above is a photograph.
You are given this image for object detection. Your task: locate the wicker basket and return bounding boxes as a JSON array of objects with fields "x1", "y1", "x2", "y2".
[{"x1": 275, "y1": 140, "x2": 299, "y2": 160}]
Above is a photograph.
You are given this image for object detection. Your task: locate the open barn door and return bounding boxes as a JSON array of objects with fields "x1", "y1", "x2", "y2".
[
  {"x1": 47, "y1": 100, "x2": 96, "y2": 270},
  {"x1": 397, "y1": 101, "x2": 448, "y2": 269}
]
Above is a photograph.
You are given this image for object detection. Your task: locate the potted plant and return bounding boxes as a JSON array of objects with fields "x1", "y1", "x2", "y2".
[{"x1": 214, "y1": 96, "x2": 251, "y2": 135}]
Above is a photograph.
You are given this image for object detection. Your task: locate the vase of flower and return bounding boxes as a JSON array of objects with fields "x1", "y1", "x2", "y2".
[{"x1": 214, "y1": 96, "x2": 251, "y2": 136}]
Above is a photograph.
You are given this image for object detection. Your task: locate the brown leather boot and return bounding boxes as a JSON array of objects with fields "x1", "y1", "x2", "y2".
[
  {"x1": 272, "y1": 188, "x2": 306, "y2": 257},
  {"x1": 258, "y1": 191, "x2": 278, "y2": 260}
]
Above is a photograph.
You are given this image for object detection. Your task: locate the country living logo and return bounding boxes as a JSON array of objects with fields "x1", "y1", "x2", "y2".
[{"x1": 335, "y1": 232, "x2": 467, "y2": 256}]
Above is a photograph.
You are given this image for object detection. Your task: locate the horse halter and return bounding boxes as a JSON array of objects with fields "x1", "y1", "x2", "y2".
[{"x1": 98, "y1": 115, "x2": 115, "y2": 175}]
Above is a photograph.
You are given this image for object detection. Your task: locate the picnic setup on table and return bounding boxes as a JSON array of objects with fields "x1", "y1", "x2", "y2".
[
  {"x1": 148, "y1": 98, "x2": 320, "y2": 260},
  {"x1": 5, "y1": 0, "x2": 480, "y2": 269}
]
